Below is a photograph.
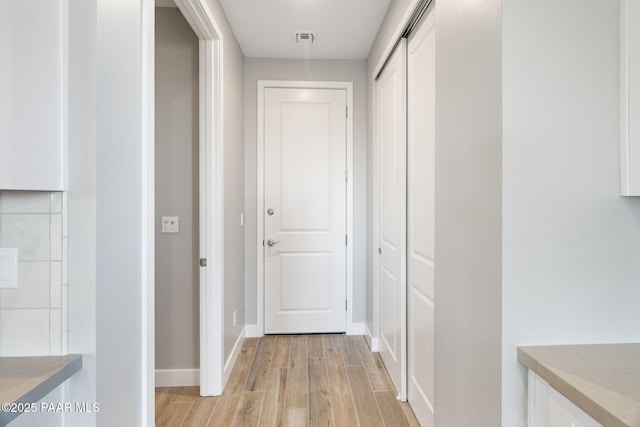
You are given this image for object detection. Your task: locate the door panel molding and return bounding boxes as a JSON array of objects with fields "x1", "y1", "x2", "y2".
[{"x1": 257, "y1": 80, "x2": 354, "y2": 336}]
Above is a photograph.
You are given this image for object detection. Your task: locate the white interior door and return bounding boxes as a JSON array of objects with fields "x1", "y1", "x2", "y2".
[
  {"x1": 407, "y1": 7, "x2": 436, "y2": 426},
  {"x1": 376, "y1": 39, "x2": 407, "y2": 400},
  {"x1": 263, "y1": 87, "x2": 347, "y2": 334}
]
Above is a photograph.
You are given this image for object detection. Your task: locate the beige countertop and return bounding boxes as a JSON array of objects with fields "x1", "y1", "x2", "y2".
[
  {"x1": 0, "y1": 354, "x2": 82, "y2": 426},
  {"x1": 518, "y1": 344, "x2": 640, "y2": 427}
]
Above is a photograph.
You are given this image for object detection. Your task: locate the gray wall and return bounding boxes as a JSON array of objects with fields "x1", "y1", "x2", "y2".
[
  {"x1": 203, "y1": 0, "x2": 246, "y2": 363},
  {"x1": 502, "y1": 1, "x2": 640, "y2": 425},
  {"x1": 434, "y1": 1, "x2": 503, "y2": 425},
  {"x1": 155, "y1": 8, "x2": 199, "y2": 372},
  {"x1": 243, "y1": 57, "x2": 368, "y2": 326}
]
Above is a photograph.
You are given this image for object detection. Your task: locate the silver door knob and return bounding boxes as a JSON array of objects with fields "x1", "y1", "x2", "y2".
[
  {"x1": 267, "y1": 239, "x2": 280, "y2": 246},
  {"x1": 267, "y1": 208, "x2": 275, "y2": 216}
]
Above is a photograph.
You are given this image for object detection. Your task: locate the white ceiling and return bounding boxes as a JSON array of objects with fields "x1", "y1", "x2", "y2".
[{"x1": 219, "y1": 0, "x2": 391, "y2": 60}]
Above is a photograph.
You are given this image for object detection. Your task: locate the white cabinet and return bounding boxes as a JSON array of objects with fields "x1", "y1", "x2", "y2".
[
  {"x1": 0, "y1": 0, "x2": 66, "y2": 191},
  {"x1": 621, "y1": 0, "x2": 640, "y2": 196},
  {"x1": 527, "y1": 371, "x2": 602, "y2": 427}
]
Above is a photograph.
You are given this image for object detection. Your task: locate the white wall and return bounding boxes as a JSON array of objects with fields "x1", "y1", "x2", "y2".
[
  {"x1": 65, "y1": 0, "x2": 243, "y2": 423},
  {"x1": 95, "y1": 0, "x2": 152, "y2": 424},
  {"x1": 434, "y1": 1, "x2": 504, "y2": 426},
  {"x1": 502, "y1": 1, "x2": 640, "y2": 425},
  {"x1": 243, "y1": 57, "x2": 367, "y2": 326},
  {"x1": 155, "y1": 7, "x2": 200, "y2": 376},
  {"x1": 66, "y1": 0, "x2": 97, "y2": 424}
]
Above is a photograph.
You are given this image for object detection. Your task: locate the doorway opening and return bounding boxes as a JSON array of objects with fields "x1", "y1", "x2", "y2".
[
  {"x1": 154, "y1": 0, "x2": 225, "y2": 402},
  {"x1": 154, "y1": 5, "x2": 200, "y2": 390}
]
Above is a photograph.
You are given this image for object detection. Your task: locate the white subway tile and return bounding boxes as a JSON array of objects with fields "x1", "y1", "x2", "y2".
[
  {"x1": 0, "y1": 309, "x2": 50, "y2": 356},
  {"x1": 0, "y1": 262, "x2": 50, "y2": 308},
  {"x1": 50, "y1": 214, "x2": 62, "y2": 261},
  {"x1": 51, "y1": 262, "x2": 62, "y2": 308},
  {"x1": 61, "y1": 285, "x2": 68, "y2": 332},
  {"x1": 0, "y1": 215, "x2": 50, "y2": 260},
  {"x1": 50, "y1": 309, "x2": 62, "y2": 355},
  {"x1": 1, "y1": 192, "x2": 50, "y2": 214},
  {"x1": 50, "y1": 192, "x2": 62, "y2": 214},
  {"x1": 62, "y1": 238, "x2": 68, "y2": 284},
  {"x1": 62, "y1": 193, "x2": 68, "y2": 238}
]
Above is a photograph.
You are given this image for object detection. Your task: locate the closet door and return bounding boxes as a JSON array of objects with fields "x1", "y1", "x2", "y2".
[
  {"x1": 376, "y1": 39, "x2": 407, "y2": 399},
  {"x1": 407, "y1": 7, "x2": 436, "y2": 426}
]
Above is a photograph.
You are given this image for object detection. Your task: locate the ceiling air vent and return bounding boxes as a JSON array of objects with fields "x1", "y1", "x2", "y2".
[{"x1": 294, "y1": 31, "x2": 317, "y2": 46}]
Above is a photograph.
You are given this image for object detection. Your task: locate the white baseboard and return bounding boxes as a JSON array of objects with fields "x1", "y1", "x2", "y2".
[
  {"x1": 155, "y1": 369, "x2": 200, "y2": 387},
  {"x1": 347, "y1": 322, "x2": 366, "y2": 335},
  {"x1": 222, "y1": 326, "x2": 246, "y2": 387},
  {"x1": 244, "y1": 324, "x2": 262, "y2": 338},
  {"x1": 365, "y1": 323, "x2": 381, "y2": 352}
]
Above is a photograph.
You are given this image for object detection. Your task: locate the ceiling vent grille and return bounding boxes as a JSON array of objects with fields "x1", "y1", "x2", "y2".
[{"x1": 294, "y1": 31, "x2": 317, "y2": 45}]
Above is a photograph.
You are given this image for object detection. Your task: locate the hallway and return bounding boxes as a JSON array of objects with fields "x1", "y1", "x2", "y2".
[{"x1": 155, "y1": 335, "x2": 419, "y2": 426}]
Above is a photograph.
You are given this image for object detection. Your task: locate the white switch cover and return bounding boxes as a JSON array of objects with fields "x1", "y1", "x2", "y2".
[
  {"x1": 0, "y1": 248, "x2": 19, "y2": 288},
  {"x1": 161, "y1": 216, "x2": 179, "y2": 233}
]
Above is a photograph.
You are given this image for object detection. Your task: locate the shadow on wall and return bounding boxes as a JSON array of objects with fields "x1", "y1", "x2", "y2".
[{"x1": 623, "y1": 197, "x2": 640, "y2": 226}]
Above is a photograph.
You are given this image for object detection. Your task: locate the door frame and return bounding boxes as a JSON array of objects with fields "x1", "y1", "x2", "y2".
[
  {"x1": 256, "y1": 80, "x2": 355, "y2": 336},
  {"x1": 173, "y1": 0, "x2": 225, "y2": 396}
]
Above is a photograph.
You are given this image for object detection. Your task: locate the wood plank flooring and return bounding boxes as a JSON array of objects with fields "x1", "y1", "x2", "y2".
[{"x1": 155, "y1": 335, "x2": 420, "y2": 426}]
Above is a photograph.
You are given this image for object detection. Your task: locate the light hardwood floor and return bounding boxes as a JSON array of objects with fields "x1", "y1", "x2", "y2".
[{"x1": 156, "y1": 335, "x2": 420, "y2": 426}]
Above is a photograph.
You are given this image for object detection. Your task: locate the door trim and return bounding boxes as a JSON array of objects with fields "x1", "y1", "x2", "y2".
[
  {"x1": 256, "y1": 80, "x2": 355, "y2": 336},
  {"x1": 174, "y1": 0, "x2": 224, "y2": 396},
  {"x1": 142, "y1": 0, "x2": 154, "y2": 422}
]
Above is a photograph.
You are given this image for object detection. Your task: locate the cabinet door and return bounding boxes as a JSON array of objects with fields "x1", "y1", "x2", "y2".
[
  {"x1": 0, "y1": 1, "x2": 65, "y2": 190},
  {"x1": 621, "y1": 0, "x2": 640, "y2": 196},
  {"x1": 529, "y1": 371, "x2": 603, "y2": 427}
]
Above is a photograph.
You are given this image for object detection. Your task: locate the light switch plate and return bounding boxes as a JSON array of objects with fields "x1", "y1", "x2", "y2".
[
  {"x1": 161, "y1": 216, "x2": 179, "y2": 233},
  {"x1": 0, "y1": 248, "x2": 19, "y2": 288}
]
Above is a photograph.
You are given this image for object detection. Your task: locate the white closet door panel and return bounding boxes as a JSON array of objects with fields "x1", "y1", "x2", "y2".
[
  {"x1": 408, "y1": 288, "x2": 434, "y2": 424},
  {"x1": 407, "y1": 6, "x2": 436, "y2": 426},
  {"x1": 377, "y1": 39, "x2": 407, "y2": 399}
]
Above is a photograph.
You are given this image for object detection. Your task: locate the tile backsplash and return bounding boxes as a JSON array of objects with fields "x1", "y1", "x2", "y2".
[{"x1": 0, "y1": 191, "x2": 68, "y2": 356}]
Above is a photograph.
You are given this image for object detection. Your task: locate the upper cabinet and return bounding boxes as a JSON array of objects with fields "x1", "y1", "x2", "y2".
[
  {"x1": 621, "y1": 0, "x2": 640, "y2": 196},
  {"x1": 0, "y1": 1, "x2": 66, "y2": 191}
]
